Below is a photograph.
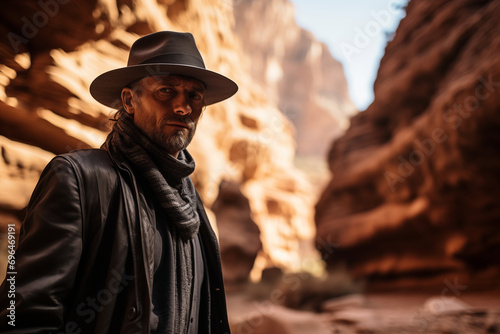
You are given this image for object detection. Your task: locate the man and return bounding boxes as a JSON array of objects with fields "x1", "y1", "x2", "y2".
[{"x1": 0, "y1": 31, "x2": 237, "y2": 333}]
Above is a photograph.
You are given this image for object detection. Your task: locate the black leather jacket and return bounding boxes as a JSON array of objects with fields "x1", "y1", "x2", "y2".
[{"x1": 0, "y1": 149, "x2": 230, "y2": 333}]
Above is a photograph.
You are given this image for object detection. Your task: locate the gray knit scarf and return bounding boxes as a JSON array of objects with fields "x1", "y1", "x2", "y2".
[{"x1": 102, "y1": 113, "x2": 199, "y2": 333}]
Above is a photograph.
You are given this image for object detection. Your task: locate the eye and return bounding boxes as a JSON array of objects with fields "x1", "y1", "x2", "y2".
[
  {"x1": 190, "y1": 92, "x2": 204, "y2": 101},
  {"x1": 158, "y1": 87, "x2": 174, "y2": 95}
]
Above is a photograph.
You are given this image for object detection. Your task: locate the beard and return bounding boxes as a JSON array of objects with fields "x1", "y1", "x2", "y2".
[
  {"x1": 152, "y1": 123, "x2": 196, "y2": 153},
  {"x1": 145, "y1": 114, "x2": 197, "y2": 155},
  {"x1": 130, "y1": 97, "x2": 200, "y2": 156}
]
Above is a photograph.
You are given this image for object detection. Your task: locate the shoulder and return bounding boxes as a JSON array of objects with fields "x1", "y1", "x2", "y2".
[
  {"x1": 54, "y1": 149, "x2": 117, "y2": 179},
  {"x1": 47, "y1": 149, "x2": 119, "y2": 194},
  {"x1": 58, "y1": 149, "x2": 114, "y2": 170}
]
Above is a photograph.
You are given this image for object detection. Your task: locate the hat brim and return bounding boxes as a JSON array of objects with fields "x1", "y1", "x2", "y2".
[{"x1": 90, "y1": 63, "x2": 238, "y2": 108}]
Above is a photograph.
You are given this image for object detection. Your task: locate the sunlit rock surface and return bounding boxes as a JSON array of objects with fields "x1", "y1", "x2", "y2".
[
  {"x1": 316, "y1": 0, "x2": 500, "y2": 289},
  {"x1": 233, "y1": 0, "x2": 356, "y2": 158},
  {"x1": 0, "y1": 0, "x2": 335, "y2": 282}
]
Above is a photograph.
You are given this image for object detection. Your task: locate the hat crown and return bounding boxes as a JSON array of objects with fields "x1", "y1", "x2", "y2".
[{"x1": 127, "y1": 31, "x2": 205, "y2": 68}]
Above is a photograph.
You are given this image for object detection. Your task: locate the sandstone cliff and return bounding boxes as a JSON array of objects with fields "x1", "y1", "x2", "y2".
[
  {"x1": 0, "y1": 0, "x2": 325, "y2": 281},
  {"x1": 233, "y1": 0, "x2": 356, "y2": 158},
  {"x1": 316, "y1": 0, "x2": 500, "y2": 289}
]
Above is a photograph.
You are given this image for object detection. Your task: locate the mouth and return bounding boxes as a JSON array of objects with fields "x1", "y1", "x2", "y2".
[{"x1": 165, "y1": 122, "x2": 191, "y2": 130}]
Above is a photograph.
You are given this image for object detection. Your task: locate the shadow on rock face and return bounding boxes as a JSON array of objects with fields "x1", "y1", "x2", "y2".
[{"x1": 212, "y1": 180, "x2": 262, "y2": 285}]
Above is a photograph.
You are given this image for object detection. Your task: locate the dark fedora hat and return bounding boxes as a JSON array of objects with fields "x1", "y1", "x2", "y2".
[{"x1": 90, "y1": 31, "x2": 238, "y2": 108}]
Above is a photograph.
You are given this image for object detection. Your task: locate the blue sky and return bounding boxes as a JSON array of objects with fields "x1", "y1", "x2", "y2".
[{"x1": 290, "y1": 0, "x2": 409, "y2": 111}]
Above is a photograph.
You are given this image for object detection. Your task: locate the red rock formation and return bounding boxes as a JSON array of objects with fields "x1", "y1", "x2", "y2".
[
  {"x1": 232, "y1": 0, "x2": 356, "y2": 158},
  {"x1": 316, "y1": 0, "x2": 500, "y2": 289}
]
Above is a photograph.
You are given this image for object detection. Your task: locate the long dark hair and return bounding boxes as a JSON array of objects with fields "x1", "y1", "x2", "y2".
[{"x1": 111, "y1": 107, "x2": 128, "y2": 122}]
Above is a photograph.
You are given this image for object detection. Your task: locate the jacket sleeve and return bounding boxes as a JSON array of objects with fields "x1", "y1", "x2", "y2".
[{"x1": 0, "y1": 156, "x2": 84, "y2": 333}]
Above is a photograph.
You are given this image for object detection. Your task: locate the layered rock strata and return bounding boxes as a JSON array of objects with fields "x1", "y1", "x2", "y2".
[
  {"x1": 316, "y1": 0, "x2": 500, "y2": 289},
  {"x1": 232, "y1": 0, "x2": 356, "y2": 158}
]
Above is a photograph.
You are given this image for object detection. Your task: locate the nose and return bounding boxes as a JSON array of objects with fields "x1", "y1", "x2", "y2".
[{"x1": 172, "y1": 93, "x2": 192, "y2": 116}]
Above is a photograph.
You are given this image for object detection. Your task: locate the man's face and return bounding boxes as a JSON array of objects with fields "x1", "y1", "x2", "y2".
[{"x1": 121, "y1": 74, "x2": 206, "y2": 157}]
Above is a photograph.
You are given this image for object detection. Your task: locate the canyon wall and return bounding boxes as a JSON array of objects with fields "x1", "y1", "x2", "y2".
[
  {"x1": 316, "y1": 0, "x2": 500, "y2": 289},
  {"x1": 233, "y1": 0, "x2": 356, "y2": 158},
  {"x1": 0, "y1": 0, "x2": 342, "y2": 281}
]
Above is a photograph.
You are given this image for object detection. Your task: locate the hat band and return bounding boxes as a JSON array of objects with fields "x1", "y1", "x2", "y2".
[{"x1": 135, "y1": 53, "x2": 205, "y2": 69}]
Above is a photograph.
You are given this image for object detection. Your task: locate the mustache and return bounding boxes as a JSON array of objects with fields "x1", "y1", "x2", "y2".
[{"x1": 161, "y1": 115, "x2": 196, "y2": 128}]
